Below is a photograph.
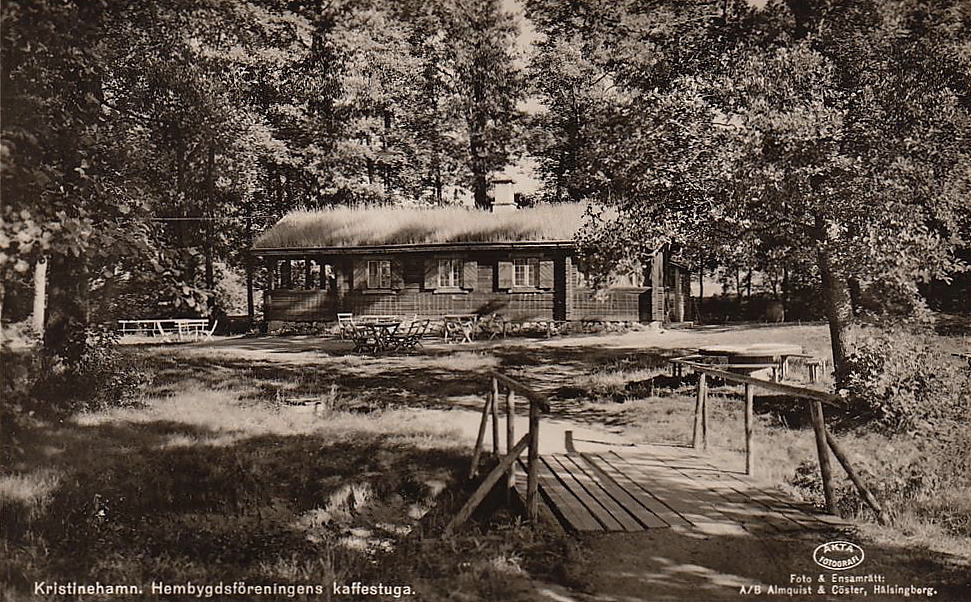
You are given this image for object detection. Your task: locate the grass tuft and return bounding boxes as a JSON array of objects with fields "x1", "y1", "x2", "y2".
[{"x1": 254, "y1": 203, "x2": 595, "y2": 248}]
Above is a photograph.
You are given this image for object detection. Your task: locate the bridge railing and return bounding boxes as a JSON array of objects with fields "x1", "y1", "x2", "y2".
[
  {"x1": 671, "y1": 356, "x2": 889, "y2": 524},
  {"x1": 444, "y1": 371, "x2": 550, "y2": 535}
]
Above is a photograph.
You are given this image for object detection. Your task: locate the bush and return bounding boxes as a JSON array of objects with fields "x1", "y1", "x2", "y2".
[
  {"x1": 790, "y1": 425, "x2": 971, "y2": 536},
  {"x1": 839, "y1": 326, "x2": 970, "y2": 433},
  {"x1": 34, "y1": 327, "x2": 149, "y2": 414}
]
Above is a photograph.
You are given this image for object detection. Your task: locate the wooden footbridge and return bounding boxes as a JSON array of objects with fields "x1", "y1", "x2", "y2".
[
  {"x1": 445, "y1": 368, "x2": 883, "y2": 536},
  {"x1": 514, "y1": 448, "x2": 847, "y2": 534}
]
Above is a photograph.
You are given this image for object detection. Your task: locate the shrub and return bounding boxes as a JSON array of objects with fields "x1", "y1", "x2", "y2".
[
  {"x1": 839, "y1": 326, "x2": 970, "y2": 433},
  {"x1": 790, "y1": 424, "x2": 971, "y2": 536},
  {"x1": 23, "y1": 327, "x2": 150, "y2": 417}
]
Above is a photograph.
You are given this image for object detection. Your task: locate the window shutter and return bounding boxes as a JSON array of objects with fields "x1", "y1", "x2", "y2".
[
  {"x1": 281, "y1": 260, "x2": 292, "y2": 288},
  {"x1": 539, "y1": 260, "x2": 554, "y2": 289},
  {"x1": 462, "y1": 260, "x2": 477, "y2": 290},
  {"x1": 353, "y1": 260, "x2": 367, "y2": 290},
  {"x1": 498, "y1": 261, "x2": 513, "y2": 290},
  {"x1": 424, "y1": 259, "x2": 438, "y2": 290},
  {"x1": 391, "y1": 258, "x2": 404, "y2": 289}
]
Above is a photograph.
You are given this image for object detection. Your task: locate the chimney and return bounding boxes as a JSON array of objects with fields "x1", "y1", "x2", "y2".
[{"x1": 490, "y1": 178, "x2": 517, "y2": 213}]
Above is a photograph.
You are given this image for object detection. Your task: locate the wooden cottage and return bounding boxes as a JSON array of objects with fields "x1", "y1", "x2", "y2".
[{"x1": 249, "y1": 203, "x2": 690, "y2": 326}]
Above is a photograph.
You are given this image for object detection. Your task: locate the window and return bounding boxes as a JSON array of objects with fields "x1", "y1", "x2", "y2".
[
  {"x1": 513, "y1": 258, "x2": 539, "y2": 288},
  {"x1": 367, "y1": 260, "x2": 392, "y2": 289},
  {"x1": 438, "y1": 259, "x2": 463, "y2": 288}
]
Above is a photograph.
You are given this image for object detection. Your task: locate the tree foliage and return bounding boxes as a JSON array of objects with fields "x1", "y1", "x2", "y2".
[
  {"x1": 1, "y1": 0, "x2": 525, "y2": 357},
  {"x1": 526, "y1": 0, "x2": 971, "y2": 372}
]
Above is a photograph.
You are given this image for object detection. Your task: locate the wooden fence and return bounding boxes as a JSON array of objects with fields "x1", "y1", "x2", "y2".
[
  {"x1": 444, "y1": 371, "x2": 550, "y2": 535},
  {"x1": 671, "y1": 357, "x2": 889, "y2": 524}
]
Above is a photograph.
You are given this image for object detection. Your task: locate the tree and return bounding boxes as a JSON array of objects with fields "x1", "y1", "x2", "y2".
[
  {"x1": 1, "y1": 0, "x2": 161, "y2": 359},
  {"x1": 528, "y1": 0, "x2": 971, "y2": 378},
  {"x1": 1, "y1": 0, "x2": 316, "y2": 355},
  {"x1": 437, "y1": 0, "x2": 525, "y2": 209},
  {"x1": 527, "y1": 34, "x2": 627, "y2": 203}
]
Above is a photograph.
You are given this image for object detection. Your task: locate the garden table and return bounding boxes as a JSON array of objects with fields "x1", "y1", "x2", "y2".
[
  {"x1": 697, "y1": 343, "x2": 807, "y2": 382},
  {"x1": 351, "y1": 321, "x2": 400, "y2": 353}
]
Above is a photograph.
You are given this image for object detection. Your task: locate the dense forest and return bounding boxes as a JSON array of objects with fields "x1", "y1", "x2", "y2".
[{"x1": 2, "y1": 0, "x2": 969, "y2": 371}]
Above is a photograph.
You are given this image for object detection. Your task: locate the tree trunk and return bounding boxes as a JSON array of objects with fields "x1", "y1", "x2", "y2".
[
  {"x1": 473, "y1": 171, "x2": 489, "y2": 210},
  {"x1": 469, "y1": 129, "x2": 489, "y2": 210},
  {"x1": 246, "y1": 214, "x2": 255, "y2": 322},
  {"x1": 44, "y1": 254, "x2": 89, "y2": 364},
  {"x1": 33, "y1": 258, "x2": 47, "y2": 335},
  {"x1": 847, "y1": 278, "x2": 862, "y2": 316},
  {"x1": 205, "y1": 144, "x2": 215, "y2": 314},
  {"x1": 817, "y1": 248, "x2": 853, "y2": 382},
  {"x1": 435, "y1": 166, "x2": 443, "y2": 205},
  {"x1": 0, "y1": 281, "x2": 5, "y2": 347}
]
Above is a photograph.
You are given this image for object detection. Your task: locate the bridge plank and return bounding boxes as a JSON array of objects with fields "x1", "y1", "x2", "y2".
[
  {"x1": 613, "y1": 448, "x2": 720, "y2": 471},
  {"x1": 599, "y1": 454, "x2": 750, "y2": 535},
  {"x1": 557, "y1": 455, "x2": 644, "y2": 531},
  {"x1": 545, "y1": 455, "x2": 626, "y2": 531},
  {"x1": 676, "y1": 470, "x2": 842, "y2": 531},
  {"x1": 518, "y1": 458, "x2": 602, "y2": 532},
  {"x1": 582, "y1": 454, "x2": 691, "y2": 529},
  {"x1": 671, "y1": 469, "x2": 807, "y2": 533},
  {"x1": 613, "y1": 450, "x2": 845, "y2": 533},
  {"x1": 510, "y1": 445, "x2": 850, "y2": 535},
  {"x1": 576, "y1": 455, "x2": 673, "y2": 528}
]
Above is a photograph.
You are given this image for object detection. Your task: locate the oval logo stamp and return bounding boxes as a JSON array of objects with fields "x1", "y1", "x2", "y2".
[{"x1": 813, "y1": 541, "x2": 865, "y2": 571}]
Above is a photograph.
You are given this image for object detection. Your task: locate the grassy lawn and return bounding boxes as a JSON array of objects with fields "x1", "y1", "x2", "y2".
[
  {"x1": 2, "y1": 322, "x2": 969, "y2": 601},
  {"x1": 0, "y1": 340, "x2": 586, "y2": 602}
]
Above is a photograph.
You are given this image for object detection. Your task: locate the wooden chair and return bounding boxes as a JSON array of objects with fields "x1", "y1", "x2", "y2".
[
  {"x1": 337, "y1": 313, "x2": 355, "y2": 340},
  {"x1": 480, "y1": 314, "x2": 507, "y2": 340},
  {"x1": 350, "y1": 323, "x2": 379, "y2": 353},
  {"x1": 391, "y1": 319, "x2": 430, "y2": 351}
]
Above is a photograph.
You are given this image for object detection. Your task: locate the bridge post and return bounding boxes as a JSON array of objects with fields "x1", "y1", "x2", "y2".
[
  {"x1": 526, "y1": 397, "x2": 540, "y2": 521},
  {"x1": 506, "y1": 389, "x2": 516, "y2": 502},
  {"x1": 810, "y1": 400, "x2": 837, "y2": 514},
  {"x1": 745, "y1": 383, "x2": 755, "y2": 475},
  {"x1": 491, "y1": 377, "x2": 500, "y2": 455},
  {"x1": 469, "y1": 391, "x2": 493, "y2": 479},
  {"x1": 693, "y1": 373, "x2": 708, "y2": 450}
]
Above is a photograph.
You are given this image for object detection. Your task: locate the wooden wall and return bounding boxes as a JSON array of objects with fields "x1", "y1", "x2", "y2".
[
  {"x1": 340, "y1": 257, "x2": 559, "y2": 321},
  {"x1": 262, "y1": 249, "x2": 688, "y2": 323}
]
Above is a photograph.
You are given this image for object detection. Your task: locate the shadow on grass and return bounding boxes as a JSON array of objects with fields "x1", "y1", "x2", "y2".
[
  {"x1": 1, "y1": 415, "x2": 467, "y2": 602},
  {"x1": 574, "y1": 527, "x2": 971, "y2": 602},
  {"x1": 141, "y1": 341, "x2": 703, "y2": 434}
]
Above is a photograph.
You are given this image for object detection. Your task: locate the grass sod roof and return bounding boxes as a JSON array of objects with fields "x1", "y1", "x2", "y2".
[{"x1": 253, "y1": 203, "x2": 595, "y2": 250}]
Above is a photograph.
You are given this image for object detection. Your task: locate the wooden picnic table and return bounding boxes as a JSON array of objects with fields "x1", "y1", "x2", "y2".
[
  {"x1": 118, "y1": 319, "x2": 214, "y2": 341},
  {"x1": 696, "y1": 343, "x2": 808, "y2": 382},
  {"x1": 443, "y1": 314, "x2": 479, "y2": 343}
]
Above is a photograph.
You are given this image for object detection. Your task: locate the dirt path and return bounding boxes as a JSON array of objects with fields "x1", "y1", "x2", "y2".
[{"x1": 530, "y1": 529, "x2": 970, "y2": 602}]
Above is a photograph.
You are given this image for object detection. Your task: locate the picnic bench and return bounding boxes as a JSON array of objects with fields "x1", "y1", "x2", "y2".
[{"x1": 118, "y1": 319, "x2": 216, "y2": 341}]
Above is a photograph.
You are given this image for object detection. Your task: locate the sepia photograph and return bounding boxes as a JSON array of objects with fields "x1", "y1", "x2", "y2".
[{"x1": 1, "y1": 0, "x2": 969, "y2": 600}]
